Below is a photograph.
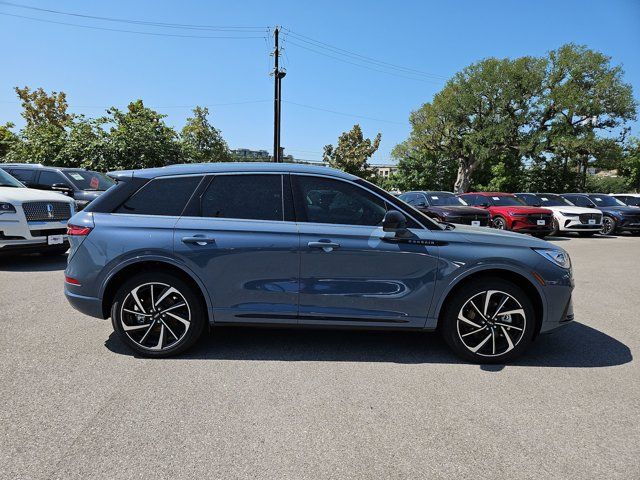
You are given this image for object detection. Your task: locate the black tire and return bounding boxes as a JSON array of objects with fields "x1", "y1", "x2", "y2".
[
  {"x1": 440, "y1": 277, "x2": 536, "y2": 364},
  {"x1": 578, "y1": 232, "x2": 597, "y2": 237},
  {"x1": 601, "y1": 216, "x2": 617, "y2": 235},
  {"x1": 111, "y1": 271, "x2": 206, "y2": 358},
  {"x1": 492, "y1": 216, "x2": 507, "y2": 230},
  {"x1": 550, "y1": 217, "x2": 560, "y2": 236}
]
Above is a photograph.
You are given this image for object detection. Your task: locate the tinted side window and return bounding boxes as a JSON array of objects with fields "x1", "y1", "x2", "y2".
[
  {"x1": 293, "y1": 175, "x2": 388, "y2": 226},
  {"x1": 116, "y1": 176, "x2": 203, "y2": 216},
  {"x1": 6, "y1": 168, "x2": 36, "y2": 183},
  {"x1": 38, "y1": 170, "x2": 68, "y2": 188},
  {"x1": 201, "y1": 174, "x2": 283, "y2": 221}
]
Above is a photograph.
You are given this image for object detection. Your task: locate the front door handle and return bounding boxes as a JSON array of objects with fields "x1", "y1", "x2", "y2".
[
  {"x1": 307, "y1": 241, "x2": 340, "y2": 252},
  {"x1": 182, "y1": 235, "x2": 215, "y2": 246}
]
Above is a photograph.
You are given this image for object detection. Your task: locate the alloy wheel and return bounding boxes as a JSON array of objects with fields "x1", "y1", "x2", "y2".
[
  {"x1": 493, "y1": 217, "x2": 506, "y2": 229},
  {"x1": 456, "y1": 290, "x2": 527, "y2": 358},
  {"x1": 120, "y1": 282, "x2": 191, "y2": 351},
  {"x1": 601, "y1": 217, "x2": 615, "y2": 235}
]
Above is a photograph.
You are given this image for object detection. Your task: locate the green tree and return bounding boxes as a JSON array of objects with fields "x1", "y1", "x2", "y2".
[
  {"x1": 15, "y1": 86, "x2": 72, "y2": 128},
  {"x1": 620, "y1": 138, "x2": 640, "y2": 192},
  {"x1": 0, "y1": 123, "x2": 19, "y2": 160},
  {"x1": 103, "y1": 100, "x2": 182, "y2": 170},
  {"x1": 323, "y1": 124, "x2": 381, "y2": 179},
  {"x1": 180, "y1": 106, "x2": 231, "y2": 163}
]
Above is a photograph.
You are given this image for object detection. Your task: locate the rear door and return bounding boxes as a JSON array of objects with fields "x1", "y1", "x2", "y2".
[
  {"x1": 173, "y1": 173, "x2": 299, "y2": 324},
  {"x1": 292, "y1": 174, "x2": 439, "y2": 328}
]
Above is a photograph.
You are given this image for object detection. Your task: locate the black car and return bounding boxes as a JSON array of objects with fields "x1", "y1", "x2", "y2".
[
  {"x1": 398, "y1": 191, "x2": 491, "y2": 226},
  {"x1": 1, "y1": 164, "x2": 114, "y2": 210},
  {"x1": 561, "y1": 193, "x2": 640, "y2": 235}
]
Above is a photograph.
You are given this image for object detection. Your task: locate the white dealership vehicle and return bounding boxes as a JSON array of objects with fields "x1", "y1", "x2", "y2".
[
  {"x1": 610, "y1": 193, "x2": 640, "y2": 208},
  {"x1": 0, "y1": 168, "x2": 75, "y2": 255},
  {"x1": 515, "y1": 192, "x2": 603, "y2": 236}
]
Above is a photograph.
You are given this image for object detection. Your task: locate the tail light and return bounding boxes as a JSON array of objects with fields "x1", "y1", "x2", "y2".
[{"x1": 67, "y1": 224, "x2": 93, "y2": 236}]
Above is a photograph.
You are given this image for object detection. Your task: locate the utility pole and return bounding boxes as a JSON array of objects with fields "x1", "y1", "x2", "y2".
[{"x1": 272, "y1": 26, "x2": 286, "y2": 162}]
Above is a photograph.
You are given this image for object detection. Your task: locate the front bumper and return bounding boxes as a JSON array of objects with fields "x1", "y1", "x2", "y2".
[{"x1": 540, "y1": 296, "x2": 574, "y2": 334}]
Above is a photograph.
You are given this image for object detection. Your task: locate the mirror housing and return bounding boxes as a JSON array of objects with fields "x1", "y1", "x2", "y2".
[
  {"x1": 51, "y1": 183, "x2": 73, "y2": 194},
  {"x1": 382, "y1": 210, "x2": 408, "y2": 233}
]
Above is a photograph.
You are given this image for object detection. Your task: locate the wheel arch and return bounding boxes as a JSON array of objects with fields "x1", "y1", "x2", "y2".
[
  {"x1": 101, "y1": 259, "x2": 212, "y2": 322},
  {"x1": 434, "y1": 268, "x2": 545, "y2": 337}
]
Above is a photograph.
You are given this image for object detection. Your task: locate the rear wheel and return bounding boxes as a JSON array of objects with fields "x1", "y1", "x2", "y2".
[
  {"x1": 441, "y1": 278, "x2": 536, "y2": 363},
  {"x1": 111, "y1": 272, "x2": 206, "y2": 358},
  {"x1": 601, "y1": 216, "x2": 617, "y2": 235}
]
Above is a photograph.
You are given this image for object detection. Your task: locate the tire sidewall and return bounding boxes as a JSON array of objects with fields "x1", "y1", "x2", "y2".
[
  {"x1": 601, "y1": 216, "x2": 616, "y2": 235},
  {"x1": 111, "y1": 272, "x2": 206, "y2": 358},
  {"x1": 441, "y1": 278, "x2": 536, "y2": 364}
]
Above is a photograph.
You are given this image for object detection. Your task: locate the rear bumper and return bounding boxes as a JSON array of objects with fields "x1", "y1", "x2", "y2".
[{"x1": 64, "y1": 288, "x2": 104, "y2": 318}]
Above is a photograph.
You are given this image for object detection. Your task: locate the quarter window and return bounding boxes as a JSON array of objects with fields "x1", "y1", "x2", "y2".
[
  {"x1": 200, "y1": 174, "x2": 283, "y2": 221},
  {"x1": 293, "y1": 175, "x2": 388, "y2": 226},
  {"x1": 116, "y1": 176, "x2": 203, "y2": 216}
]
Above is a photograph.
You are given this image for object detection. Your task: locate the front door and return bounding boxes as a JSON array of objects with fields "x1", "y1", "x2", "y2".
[
  {"x1": 173, "y1": 173, "x2": 299, "y2": 324},
  {"x1": 292, "y1": 174, "x2": 439, "y2": 328}
]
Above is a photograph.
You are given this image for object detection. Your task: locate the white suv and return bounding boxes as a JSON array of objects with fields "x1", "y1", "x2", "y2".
[
  {"x1": 0, "y1": 168, "x2": 75, "y2": 255},
  {"x1": 515, "y1": 192, "x2": 603, "y2": 236}
]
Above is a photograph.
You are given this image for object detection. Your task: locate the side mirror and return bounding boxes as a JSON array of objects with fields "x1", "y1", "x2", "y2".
[
  {"x1": 382, "y1": 210, "x2": 407, "y2": 233},
  {"x1": 480, "y1": 202, "x2": 490, "y2": 208},
  {"x1": 51, "y1": 183, "x2": 73, "y2": 194}
]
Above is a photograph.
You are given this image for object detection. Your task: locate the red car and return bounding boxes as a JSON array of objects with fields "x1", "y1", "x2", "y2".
[{"x1": 457, "y1": 192, "x2": 554, "y2": 237}]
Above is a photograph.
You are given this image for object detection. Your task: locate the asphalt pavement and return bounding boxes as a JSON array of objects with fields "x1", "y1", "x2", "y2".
[{"x1": 1, "y1": 233, "x2": 638, "y2": 479}]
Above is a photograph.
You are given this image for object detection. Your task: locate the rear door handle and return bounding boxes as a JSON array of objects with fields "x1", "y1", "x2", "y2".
[
  {"x1": 182, "y1": 235, "x2": 215, "y2": 246},
  {"x1": 307, "y1": 241, "x2": 340, "y2": 252}
]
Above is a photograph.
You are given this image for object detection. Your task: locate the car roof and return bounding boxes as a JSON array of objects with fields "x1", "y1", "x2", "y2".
[
  {"x1": 2, "y1": 163, "x2": 86, "y2": 171},
  {"x1": 463, "y1": 192, "x2": 515, "y2": 197},
  {"x1": 108, "y1": 162, "x2": 357, "y2": 181}
]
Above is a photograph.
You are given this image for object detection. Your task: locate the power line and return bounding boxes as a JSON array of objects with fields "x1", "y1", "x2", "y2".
[
  {"x1": 0, "y1": 12, "x2": 267, "y2": 39},
  {"x1": 283, "y1": 100, "x2": 405, "y2": 125},
  {"x1": 0, "y1": 1, "x2": 267, "y2": 31},
  {"x1": 285, "y1": 39, "x2": 443, "y2": 84},
  {"x1": 282, "y1": 28, "x2": 447, "y2": 82}
]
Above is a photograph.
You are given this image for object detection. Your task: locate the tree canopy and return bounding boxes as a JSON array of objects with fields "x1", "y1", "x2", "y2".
[{"x1": 323, "y1": 124, "x2": 381, "y2": 179}]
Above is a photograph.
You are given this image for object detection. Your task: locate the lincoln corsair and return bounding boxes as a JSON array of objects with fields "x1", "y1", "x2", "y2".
[{"x1": 64, "y1": 163, "x2": 574, "y2": 363}]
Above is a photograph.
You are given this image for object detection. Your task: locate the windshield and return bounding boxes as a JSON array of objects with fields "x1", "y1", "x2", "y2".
[
  {"x1": 0, "y1": 168, "x2": 24, "y2": 188},
  {"x1": 489, "y1": 195, "x2": 526, "y2": 206},
  {"x1": 588, "y1": 195, "x2": 625, "y2": 207},
  {"x1": 537, "y1": 194, "x2": 573, "y2": 207},
  {"x1": 426, "y1": 193, "x2": 468, "y2": 206},
  {"x1": 622, "y1": 196, "x2": 640, "y2": 206},
  {"x1": 63, "y1": 170, "x2": 114, "y2": 191}
]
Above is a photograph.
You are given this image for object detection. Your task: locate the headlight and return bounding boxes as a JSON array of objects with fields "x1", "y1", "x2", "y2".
[
  {"x1": 0, "y1": 202, "x2": 16, "y2": 214},
  {"x1": 559, "y1": 211, "x2": 579, "y2": 217},
  {"x1": 533, "y1": 248, "x2": 572, "y2": 269},
  {"x1": 509, "y1": 211, "x2": 528, "y2": 216}
]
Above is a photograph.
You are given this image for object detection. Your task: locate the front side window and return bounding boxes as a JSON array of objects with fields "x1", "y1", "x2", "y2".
[
  {"x1": 116, "y1": 176, "x2": 203, "y2": 216},
  {"x1": 38, "y1": 170, "x2": 69, "y2": 189},
  {"x1": 201, "y1": 174, "x2": 283, "y2": 221},
  {"x1": 293, "y1": 175, "x2": 387, "y2": 226}
]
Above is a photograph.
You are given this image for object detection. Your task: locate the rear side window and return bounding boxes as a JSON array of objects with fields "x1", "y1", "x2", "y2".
[
  {"x1": 200, "y1": 174, "x2": 283, "y2": 221},
  {"x1": 6, "y1": 169, "x2": 36, "y2": 183},
  {"x1": 115, "y1": 176, "x2": 203, "y2": 216}
]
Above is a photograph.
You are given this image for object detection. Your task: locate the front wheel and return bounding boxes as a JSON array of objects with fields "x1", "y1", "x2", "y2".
[
  {"x1": 111, "y1": 272, "x2": 206, "y2": 358},
  {"x1": 492, "y1": 216, "x2": 507, "y2": 230},
  {"x1": 440, "y1": 278, "x2": 536, "y2": 363},
  {"x1": 601, "y1": 216, "x2": 617, "y2": 235}
]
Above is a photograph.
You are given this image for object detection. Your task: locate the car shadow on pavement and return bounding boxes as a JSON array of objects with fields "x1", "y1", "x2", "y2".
[
  {"x1": 0, "y1": 253, "x2": 67, "y2": 272},
  {"x1": 105, "y1": 321, "x2": 631, "y2": 369}
]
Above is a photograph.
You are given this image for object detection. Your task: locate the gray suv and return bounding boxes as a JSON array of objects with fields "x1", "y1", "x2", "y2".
[{"x1": 64, "y1": 163, "x2": 575, "y2": 363}]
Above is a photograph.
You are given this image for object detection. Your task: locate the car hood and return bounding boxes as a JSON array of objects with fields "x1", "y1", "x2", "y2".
[
  {"x1": 74, "y1": 190, "x2": 103, "y2": 201},
  {"x1": 489, "y1": 205, "x2": 553, "y2": 215},
  {"x1": 543, "y1": 205, "x2": 601, "y2": 214},
  {"x1": 597, "y1": 205, "x2": 640, "y2": 215},
  {"x1": 0, "y1": 186, "x2": 74, "y2": 205},
  {"x1": 446, "y1": 223, "x2": 552, "y2": 248},
  {"x1": 428, "y1": 205, "x2": 489, "y2": 216}
]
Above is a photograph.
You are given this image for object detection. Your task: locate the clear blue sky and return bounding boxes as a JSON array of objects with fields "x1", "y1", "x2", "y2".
[{"x1": 1, "y1": 0, "x2": 639, "y2": 164}]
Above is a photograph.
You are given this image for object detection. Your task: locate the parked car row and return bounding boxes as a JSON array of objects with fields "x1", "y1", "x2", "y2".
[
  {"x1": 0, "y1": 164, "x2": 113, "y2": 255},
  {"x1": 398, "y1": 190, "x2": 640, "y2": 237}
]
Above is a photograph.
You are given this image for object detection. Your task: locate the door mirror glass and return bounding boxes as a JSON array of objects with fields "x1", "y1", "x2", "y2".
[{"x1": 382, "y1": 210, "x2": 407, "y2": 232}]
